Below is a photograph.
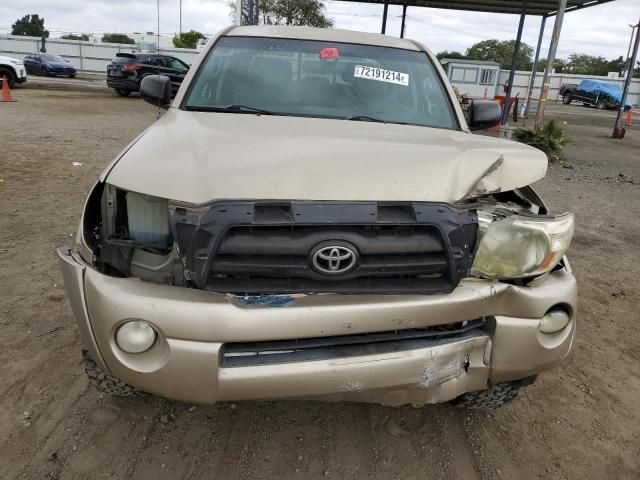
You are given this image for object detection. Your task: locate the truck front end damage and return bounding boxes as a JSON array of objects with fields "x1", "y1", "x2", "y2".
[{"x1": 58, "y1": 178, "x2": 576, "y2": 407}]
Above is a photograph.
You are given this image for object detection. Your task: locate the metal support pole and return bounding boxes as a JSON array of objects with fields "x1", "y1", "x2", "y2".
[
  {"x1": 381, "y1": 0, "x2": 389, "y2": 35},
  {"x1": 613, "y1": 17, "x2": 640, "y2": 138},
  {"x1": 248, "y1": 0, "x2": 254, "y2": 25},
  {"x1": 501, "y1": 6, "x2": 526, "y2": 125},
  {"x1": 78, "y1": 42, "x2": 83, "y2": 72},
  {"x1": 400, "y1": 4, "x2": 407, "y2": 39},
  {"x1": 179, "y1": 0, "x2": 182, "y2": 34},
  {"x1": 235, "y1": 0, "x2": 242, "y2": 25},
  {"x1": 523, "y1": 15, "x2": 546, "y2": 120},
  {"x1": 625, "y1": 23, "x2": 638, "y2": 73},
  {"x1": 535, "y1": 0, "x2": 567, "y2": 127}
]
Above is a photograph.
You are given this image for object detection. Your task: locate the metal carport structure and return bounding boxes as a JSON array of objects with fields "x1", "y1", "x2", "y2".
[{"x1": 326, "y1": 0, "x2": 627, "y2": 129}]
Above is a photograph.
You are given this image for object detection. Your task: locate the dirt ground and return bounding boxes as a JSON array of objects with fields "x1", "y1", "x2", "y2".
[{"x1": 1, "y1": 86, "x2": 639, "y2": 480}]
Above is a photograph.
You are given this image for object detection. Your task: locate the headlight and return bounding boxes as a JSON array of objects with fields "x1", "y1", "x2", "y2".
[
  {"x1": 115, "y1": 320, "x2": 157, "y2": 353},
  {"x1": 471, "y1": 212, "x2": 574, "y2": 279}
]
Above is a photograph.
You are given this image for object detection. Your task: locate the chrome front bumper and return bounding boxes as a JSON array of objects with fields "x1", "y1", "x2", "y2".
[{"x1": 57, "y1": 247, "x2": 576, "y2": 406}]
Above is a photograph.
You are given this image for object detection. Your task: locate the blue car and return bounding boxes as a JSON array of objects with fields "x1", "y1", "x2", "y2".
[{"x1": 23, "y1": 54, "x2": 77, "y2": 78}]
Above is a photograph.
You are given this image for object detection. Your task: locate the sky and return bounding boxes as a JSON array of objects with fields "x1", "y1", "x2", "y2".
[{"x1": 1, "y1": 0, "x2": 639, "y2": 60}]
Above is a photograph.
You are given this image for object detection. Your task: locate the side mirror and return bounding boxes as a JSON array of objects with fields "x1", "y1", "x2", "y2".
[
  {"x1": 468, "y1": 100, "x2": 502, "y2": 131},
  {"x1": 140, "y1": 75, "x2": 171, "y2": 109}
]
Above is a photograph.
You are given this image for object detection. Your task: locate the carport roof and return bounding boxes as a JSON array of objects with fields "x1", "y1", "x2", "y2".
[{"x1": 336, "y1": 0, "x2": 616, "y2": 16}]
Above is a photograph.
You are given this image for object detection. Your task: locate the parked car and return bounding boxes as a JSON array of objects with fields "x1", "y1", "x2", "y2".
[
  {"x1": 0, "y1": 55, "x2": 27, "y2": 87},
  {"x1": 561, "y1": 79, "x2": 631, "y2": 110},
  {"x1": 58, "y1": 26, "x2": 576, "y2": 411},
  {"x1": 23, "y1": 54, "x2": 76, "y2": 77},
  {"x1": 106, "y1": 53, "x2": 189, "y2": 97}
]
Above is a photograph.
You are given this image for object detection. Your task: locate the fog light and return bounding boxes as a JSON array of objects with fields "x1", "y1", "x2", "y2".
[
  {"x1": 540, "y1": 308, "x2": 570, "y2": 334},
  {"x1": 115, "y1": 320, "x2": 156, "y2": 353}
]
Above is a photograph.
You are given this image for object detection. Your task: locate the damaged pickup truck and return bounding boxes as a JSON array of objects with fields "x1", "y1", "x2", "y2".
[{"x1": 58, "y1": 25, "x2": 576, "y2": 410}]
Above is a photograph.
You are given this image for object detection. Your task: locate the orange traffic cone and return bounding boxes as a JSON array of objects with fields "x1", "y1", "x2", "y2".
[
  {"x1": 1, "y1": 76, "x2": 16, "y2": 102},
  {"x1": 624, "y1": 109, "x2": 633, "y2": 127}
]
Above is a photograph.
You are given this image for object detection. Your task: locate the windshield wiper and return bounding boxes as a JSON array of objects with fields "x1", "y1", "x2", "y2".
[
  {"x1": 345, "y1": 115, "x2": 387, "y2": 123},
  {"x1": 186, "y1": 104, "x2": 274, "y2": 115},
  {"x1": 345, "y1": 115, "x2": 410, "y2": 126}
]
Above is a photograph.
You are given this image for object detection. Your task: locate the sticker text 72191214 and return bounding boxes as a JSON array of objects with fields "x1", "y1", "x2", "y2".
[{"x1": 354, "y1": 65, "x2": 409, "y2": 86}]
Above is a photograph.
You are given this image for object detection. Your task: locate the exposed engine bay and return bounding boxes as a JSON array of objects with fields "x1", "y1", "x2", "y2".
[{"x1": 81, "y1": 182, "x2": 554, "y2": 295}]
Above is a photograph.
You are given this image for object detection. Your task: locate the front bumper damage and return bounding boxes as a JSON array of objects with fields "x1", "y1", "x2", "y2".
[{"x1": 58, "y1": 247, "x2": 576, "y2": 406}]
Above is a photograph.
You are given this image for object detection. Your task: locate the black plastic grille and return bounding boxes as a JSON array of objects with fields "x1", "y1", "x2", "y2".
[
  {"x1": 169, "y1": 201, "x2": 478, "y2": 294},
  {"x1": 221, "y1": 319, "x2": 488, "y2": 367}
]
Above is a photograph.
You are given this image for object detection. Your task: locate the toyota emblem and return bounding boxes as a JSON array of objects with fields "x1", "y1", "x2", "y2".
[{"x1": 311, "y1": 244, "x2": 358, "y2": 275}]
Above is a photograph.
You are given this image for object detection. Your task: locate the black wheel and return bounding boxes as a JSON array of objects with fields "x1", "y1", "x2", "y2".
[
  {"x1": 83, "y1": 350, "x2": 145, "y2": 397},
  {"x1": 114, "y1": 88, "x2": 131, "y2": 97},
  {"x1": 0, "y1": 69, "x2": 16, "y2": 88},
  {"x1": 596, "y1": 100, "x2": 606, "y2": 110},
  {"x1": 562, "y1": 95, "x2": 572, "y2": 105},
  {"x1": 451, "y1": 378, "x2": 536, "y2": 410},
  {"x1": 69, "y1": 74, "x2": 76, "y2": 78}
]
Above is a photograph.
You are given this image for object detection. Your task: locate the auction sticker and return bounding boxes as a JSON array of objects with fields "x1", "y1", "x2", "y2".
[{"x1": 354, "y1": 65, "x2": 409, "y2": 86}]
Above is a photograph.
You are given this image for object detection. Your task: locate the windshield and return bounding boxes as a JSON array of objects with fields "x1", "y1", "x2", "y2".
[
  {"x1": 42, "y1": 54, "x2": 66, "y2": 62},
  {"x1": 184, "y1": 36, "x2": 457, "y2": 129}
]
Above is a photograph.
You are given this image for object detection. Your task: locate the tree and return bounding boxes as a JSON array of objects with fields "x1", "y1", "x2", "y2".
[
  {"x1": 436, "y1": 50, "x2": 466, "y2": 60},
  {"x1": 564, "y1": 53, "x2": 610, "y2": 76},
  {"x1": 465, "y1": 39, "x2": 533, "y2": 70},
  {"x1": 230, "y1": 0, "x2": 333, "y2": 28},
  {"x1": 61, "y1": 33, "x2": 90, "y2": 41},
  {"x1": 173, "y1": 30, "x2": 206, "y2": 49},
  {"x1": 102, "y1": 33, "x2": 135, "y2": 44},
  {"x1": 537, "y1": 58, "x2": 568, "y2": 73},
  {"x1": 11, "y1": 14, "x2": 49, "y2": 37},
  {"x1": 607, "y1": 56, "x2": 626, "y2": 75}
]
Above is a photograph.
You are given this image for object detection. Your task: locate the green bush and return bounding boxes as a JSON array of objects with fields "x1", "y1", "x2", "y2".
[{"x1": 513, "y1": 120, "x2": 570, "y2": 162}]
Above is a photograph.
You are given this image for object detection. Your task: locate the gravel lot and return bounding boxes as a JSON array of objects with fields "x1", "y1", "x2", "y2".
[{"x1": 1, "y1": 86, "x2": 639, "y2": 479}]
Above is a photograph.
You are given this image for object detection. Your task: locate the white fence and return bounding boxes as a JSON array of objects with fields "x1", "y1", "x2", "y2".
[
  {"x1": 496, "y1": 70, "x2": 640, "y2": 105},
  {"x1": 0, "y1": 35, "x2": 201, "y2": 74}
]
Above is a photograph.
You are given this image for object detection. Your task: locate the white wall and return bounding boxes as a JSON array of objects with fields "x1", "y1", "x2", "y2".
[{"x1": 0, "y1": 34, "x2": 201, "y2": 74}]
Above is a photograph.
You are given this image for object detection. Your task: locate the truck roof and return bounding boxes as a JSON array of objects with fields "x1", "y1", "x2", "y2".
[{"x1": 227, "y1": 25, "x2": 422, "y2": 52}]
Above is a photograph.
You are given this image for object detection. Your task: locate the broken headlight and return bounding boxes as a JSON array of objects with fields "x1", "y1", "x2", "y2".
[
  {"x1": 471, "y1": 212, "x2": 574, "y2": 280},
  {"x1": 125, "y1": 191, "x2": 172, "y2": 249}
]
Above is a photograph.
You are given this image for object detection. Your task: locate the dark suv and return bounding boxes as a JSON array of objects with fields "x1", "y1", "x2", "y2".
[{"x1": 106, "y1": 53, "x2": 189, "y2": 97}]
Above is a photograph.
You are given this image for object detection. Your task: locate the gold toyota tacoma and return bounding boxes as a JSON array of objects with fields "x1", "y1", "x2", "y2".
[{"x1": 58, "y1": 26, "x2": 576, "y2": 410}]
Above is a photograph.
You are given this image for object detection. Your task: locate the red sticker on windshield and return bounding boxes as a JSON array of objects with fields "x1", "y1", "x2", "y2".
[{"x1": 320, "y1": 47, "x2": 340, "y2": 60}]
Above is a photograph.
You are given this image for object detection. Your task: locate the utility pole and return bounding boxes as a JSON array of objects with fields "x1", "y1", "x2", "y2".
[
  {"x1": 535, "y1": 0, "x2": 567, "y2": 127},
  {"x1": 179, "y1": 0, "x2": 182, "y2": 34},
  {"x1": 613, "y1": 18, "x2": 640, "y2": 139}
]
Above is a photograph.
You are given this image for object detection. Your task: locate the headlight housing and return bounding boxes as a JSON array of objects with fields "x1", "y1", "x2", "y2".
[
  {"x1": 125, "y1": 191, "x2": 172, "y2": 249},
  {"x1": 471, "y1": 212, "x2": 574, "y2": 280}
]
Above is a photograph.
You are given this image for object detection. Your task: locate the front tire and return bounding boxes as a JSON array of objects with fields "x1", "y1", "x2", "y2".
[
  {"x1": 83, "y1": 350, "x2": 145, "y2": 397},
  {"x1": 0, "y1": 69, "x2": 16, "y2": 88},
  {"x1": 562, "y1": 95, "x2": 572, "y2": 105},
  {"x1": 451, "y1": 378, "x2": 535, "y2": 410},
  {"x1": 596, "y1": 100, "x2": 607, "y2": 110},
  {"x1": 114, "y1": 88, "x2": 131, "y2": 97}
]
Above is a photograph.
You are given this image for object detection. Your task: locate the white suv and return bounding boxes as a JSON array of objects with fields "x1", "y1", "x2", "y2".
[{"x1": 0, "y1": 55, "x2": 28, "y2": 87}]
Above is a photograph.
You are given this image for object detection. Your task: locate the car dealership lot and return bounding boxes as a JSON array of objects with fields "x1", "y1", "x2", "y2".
[{"x1": 0, "y1": 88, "x2": 639, "y2": 479}]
